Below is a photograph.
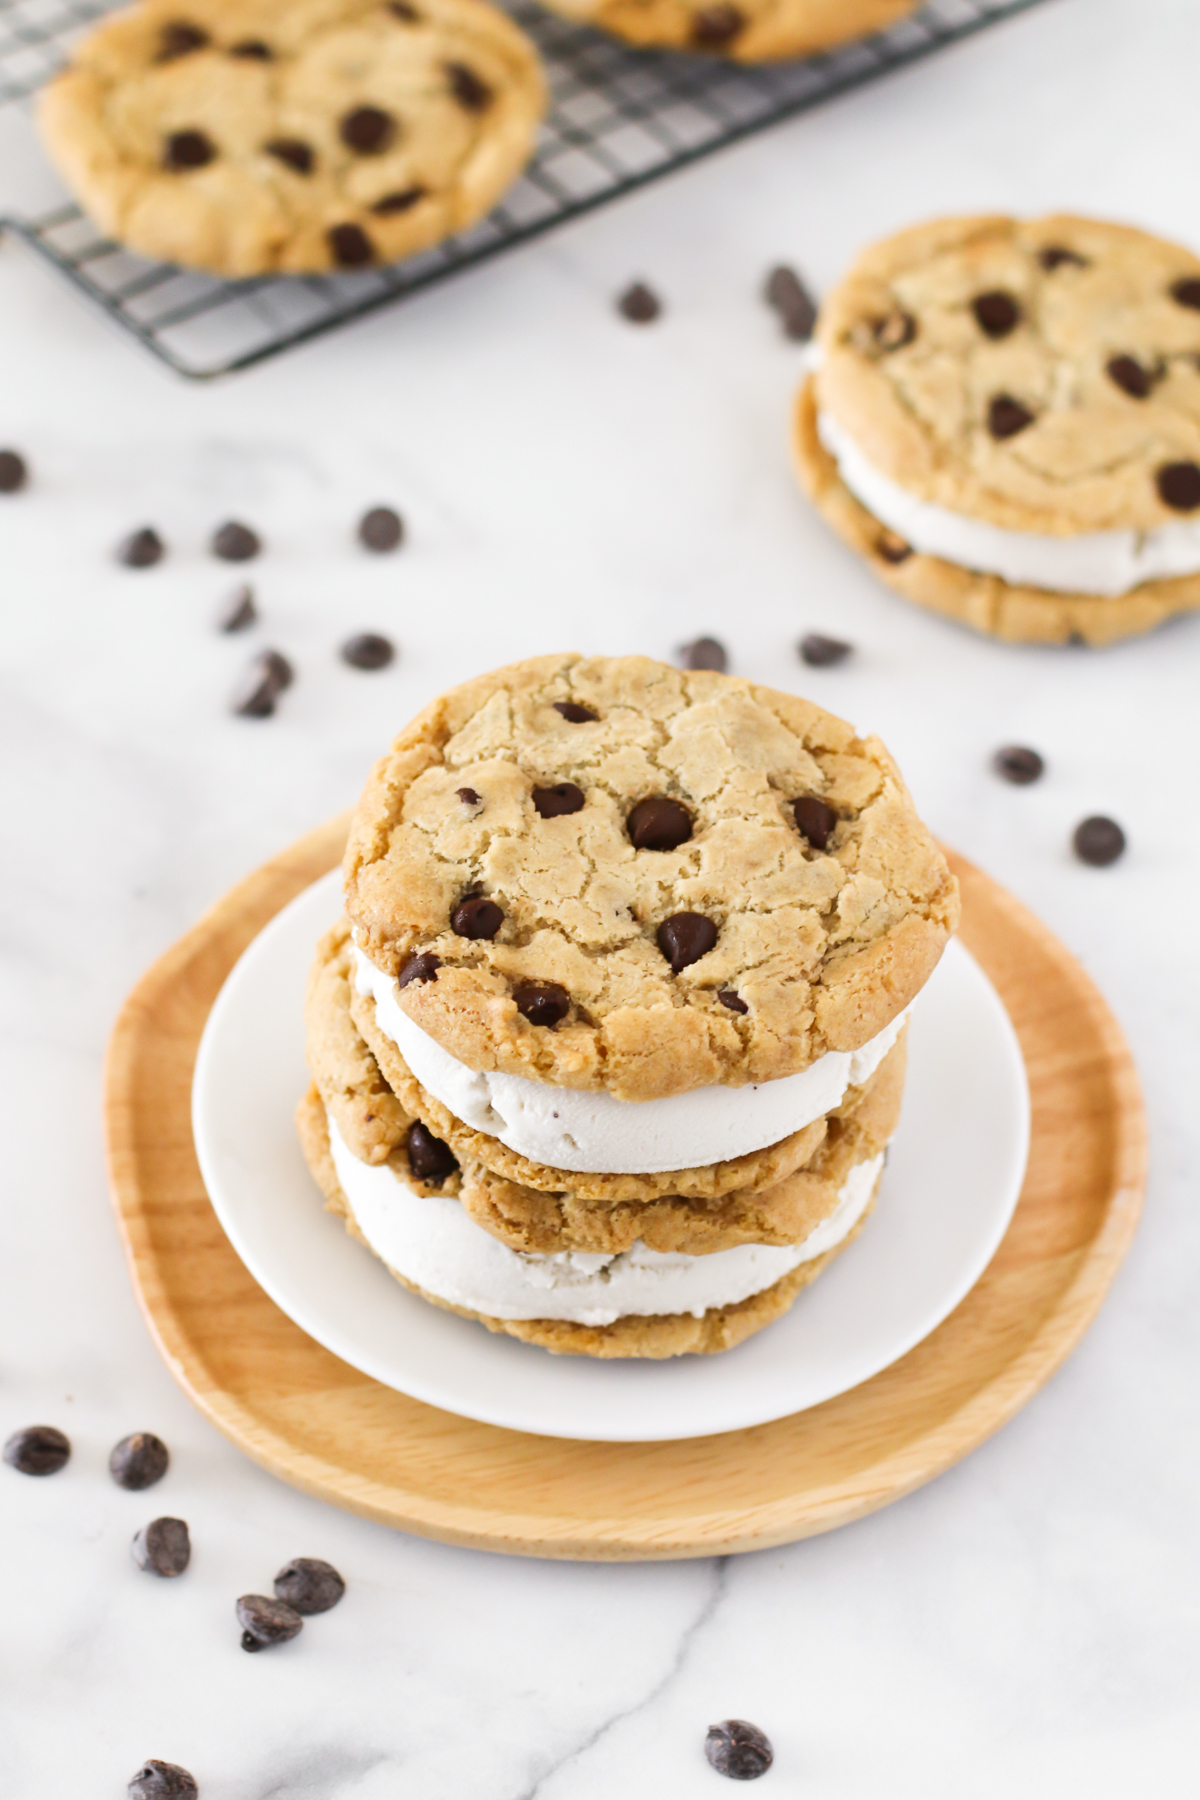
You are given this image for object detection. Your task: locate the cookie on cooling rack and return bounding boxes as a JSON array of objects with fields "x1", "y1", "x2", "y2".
[
  {"x1": 37, "y1": 0, "x2": 546, "y2": 277},
  {"x1": 535, "y1": 0, "x2": 919, "y2": 63},
  {"x1": 793, "y1": 213, "x2": 1200, "y2": 645}
]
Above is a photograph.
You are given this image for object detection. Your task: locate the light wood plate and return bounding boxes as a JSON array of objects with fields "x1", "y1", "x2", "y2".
[{"x1": 104, "y1": 820, "x2": 1146, "y2": 1561}]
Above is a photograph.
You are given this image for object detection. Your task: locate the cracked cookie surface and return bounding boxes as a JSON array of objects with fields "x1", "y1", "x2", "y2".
[
  {"x1": 344, "y1": 654, "x2": 957, "y2": 1102},
  {"x1": 38, "y1": 0, "x2": 545, "y2": 277},
  {"x1": 535, "y1": 0, "x2": 918, "y2": 64}
]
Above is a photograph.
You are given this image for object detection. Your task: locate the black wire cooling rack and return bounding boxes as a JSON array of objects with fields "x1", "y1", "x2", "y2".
[{"x1": 0, "y1": 0, "x2": 1053, "y2": 379}]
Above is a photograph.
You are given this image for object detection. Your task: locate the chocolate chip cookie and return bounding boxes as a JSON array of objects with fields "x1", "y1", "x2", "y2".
[{"x1": 536, "y1": 0, "x2": 919, "y2": 63}]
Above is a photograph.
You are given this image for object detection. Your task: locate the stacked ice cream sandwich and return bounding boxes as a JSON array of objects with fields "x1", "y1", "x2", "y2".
[{"x1": 297, "y1": 654, "x2": 959, "y2": 1358}]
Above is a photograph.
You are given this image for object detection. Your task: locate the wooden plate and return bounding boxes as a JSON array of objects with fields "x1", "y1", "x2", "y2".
[{"x1": 104, "y1": 820, "x2": 1146, "y2": 1561}]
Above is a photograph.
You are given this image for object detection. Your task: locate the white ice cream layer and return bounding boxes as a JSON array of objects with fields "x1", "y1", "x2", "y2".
[
  {"x1": 353, "y1": 947, "x2": 907, "y2": 1175},
  {"x1": 817, "y1": 408, "x2": 1200, "y2": 598},
  {"x1": 327, "y1": 1112, "x2": 883, "y2": 1326}
]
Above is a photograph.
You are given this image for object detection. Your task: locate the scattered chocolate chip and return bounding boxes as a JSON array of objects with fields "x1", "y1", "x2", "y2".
[
  {"x1": 132, "y1": 1517, "x2": 191, "y2": 1577},
  {"x1": 273, "y1": 1557, "x2": 346, "y2": 1615},
  {"x1": 553, "y1": 700, "x2": 599, "y2": 723},
  {"x1": 763, "y1": 265, "x2": 816, "y2": 341},
  {"x1": 691, "y1": 4, "x2": 745, "y2": 48},
  {"x1": 341, "y1": 632, "x2": 395, "y2": 670},
  {"x1": 627, "y1": 796, "x2": 693, "y2": 851},
  {"x1": 873, "y1": 309, "x2": 915, "y2": 352},
  {"x1": 390, "y1": 0, "x2": 421, "y2": 16},
  {"x1": 705, "y1": 1719, "x2": 774, "y2": 1780},
  {"x1": 118, "y1": 526, "x2": 165, "y2": 568},
  {"x1": 397, "y1": 951, "x2": 440, "y2": 988},
  {"x1": 1038, "y1": 245, "x2": 1087, "y2": 271},
  {"x1": 340, "y1": 106, "x2": 395, "y2": 155},
  {"x1": 218, "y1": 584, "x2": 256, "y2": 632},
  {"x1": 971, "y1": 290, "x2": 1021, "y2": 338},
  {"x1": 358, "y1": 505, "x2": 404, "y2": 551},
  {"x1": 406, "y1": 1121, "x2": 458, "y2": 1185},
  {"x1": 232, "y1": 648, "x2": 292, "y2": 718},
  {"x1": 792, "y1": 795, "x2": 837, "y2": 850},
  {"x1": 987, "y1": 394, "x2": 1035, "y2": 439},
  {"x1": 211, "y1": 520, "x2": 261, "y2": 562},
  {"x1": 679, "y1": 636, "x2": 727, "y2": 672},
  {"x1": 371, "y1": 186, "x2": 426, "y2": 214},
  {"x1": 128, "y1": 1761, "x2": 198, "y2": 1799},
  {"x1": 992, "y1": 745, "x2": 1044, "y2": 785},
  {"x1": 230, "y1": 38, "x2": 272, "y2": 58},
  {"x1": 329, "y1": 223, "x2": 374, "y2": 268},
  {"x1": 157, "y1": 22, "x2": 208, "y2": 61},
  {"x1": 0, "y1": 449, "x2": 28, "y2": 492},
  {"x1": 532, "y1": 782, "x2": 585, "y2": 818},
  {"x1": 617, "y1": 282, "x2": 661, "y2": 324},
  {"x1": 265, "y1": 137, "x2": 314, "y2": 174},
  {"x1": 717, "y1": 989, "x2": 748, "y2": 1014},
  {"x1": 4, "y1": 1424, "x2": 70, "y2": 1476},
  {"x1": 457, "y1": 787, "x2": 481, "y2": 805},
  {"x1": 799, "y1": 632, "x2": 852, "y2": 667},
  {"x1": 164, "y1": 129, "x2": 215, "y2": 170},
  {"x1": 110, "y1": 1432, "x2": 169, "y2": 1491},
  {"x1": 513, "y1": 981, "x2": 571, "y2": 1027},
  {"x1": 874, "y1": 528, "x2": 912, "y2": 564},
  {"x1": 656, "y1": 912, "x2": 718, "y2": 974},
  {"x1": 237, "y1": 1593, "x2": 303, "y2": 1652},
  {"x1": 446, "y1": 62, "x2": 492, "y2": 110},
  {"x1": 1156, "y1": 461, "x2": 1200, "y2": 511},
  {"x1": 1106, "y1": 355, "x2": 1156, "y2": 399},
  {"x1": 1169, "y1": 277, "x2": 1200, "y2": 311},
  {"x1": 452, "y1": 895, "x2": 504, "y2": 939},
  {"x1": 1073, "y1": 815, "x2": 1125, "y2": 867}
]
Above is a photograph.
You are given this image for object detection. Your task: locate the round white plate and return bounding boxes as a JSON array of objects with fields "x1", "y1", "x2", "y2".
[{"x1": 193, "y1": 870, "x2": 1029, "y2": 1443}]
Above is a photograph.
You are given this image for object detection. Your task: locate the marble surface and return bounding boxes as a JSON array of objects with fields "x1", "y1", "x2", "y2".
[{"x1": 1, "y1": 0, "x2": 1198, "y2": 1792}]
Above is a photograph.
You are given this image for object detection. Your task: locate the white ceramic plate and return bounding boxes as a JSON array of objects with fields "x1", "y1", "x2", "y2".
[{"x1": 192, "y1": 871, "x2": 1030, "y2": 1443}]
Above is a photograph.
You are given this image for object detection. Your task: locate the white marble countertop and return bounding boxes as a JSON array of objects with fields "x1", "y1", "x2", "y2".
[{"x1": 2, "y1": 0, "x2": 1198, "y2": 1792}]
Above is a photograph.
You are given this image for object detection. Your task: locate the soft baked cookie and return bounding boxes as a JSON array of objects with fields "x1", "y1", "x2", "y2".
[
  {"x1": 536, "y1": 0, "x2": 919, "y2": 64},
  {"x1": 794, "y1": 213, "x2": 1200, "y2": 645},
  {"x1": 37, "y1": 0, "x2": 545, "y2": 276},
  {"x1": 344, "y1": 654, "x2": 958, "y2": 1102}
]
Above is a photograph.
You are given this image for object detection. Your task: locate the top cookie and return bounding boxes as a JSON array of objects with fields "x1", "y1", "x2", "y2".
[
  {"x1": 343, "y1": 654, "x2": 958, "y2": 1102},
  {"x1": 814, "y1": 214, "x2": 1200, "y2": 536},
  {"x1": 536, "y1": 0, "x2": 918, "y2": 64},
  {"x1": 37, "y1": 0, "x2": 545, "y2": 277}
]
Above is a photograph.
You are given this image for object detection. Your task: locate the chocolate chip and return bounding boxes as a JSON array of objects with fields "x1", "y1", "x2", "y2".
[
  {"x1": 273, "y1": 1557, "x2": 345, "y2": 1616},
  {"x1": 341, "y1": 632, "x2": 395, "y2": 670},
  {"x1": 513, "y1": 981, "x2": 571, "y2": 1027},
  {"x1": 617, "y1": 282, "x2": 661, "y2": 323},
  {"x1": 553, "y1": 700, "x2": 599, "y2": 722},
  {"x1": 358, "y1": 505, "x2": 404, "y2": 551},
  {"x1": 532, "y1": 782, "x2": 585, "y2": 818},
  {"x1": 390, "y1": 0, "x2": 421, "y2": 16},
  {"x1": 447, "y1": 62, "x2": 492, "y2": 110},
  {"x1": 1073, "y1": 816, "x2": 1125, "y2": 867},
  {"x1": 340, "y1": 106, "x2": 395, "y2": 155},
  {"x1": 1156, "y1": 461, "x2": 1200, "y2": 511},
  {"x1": 232, "y1": 648, "x2": 292, "y2": 718},
  {"x1": 406, "y1": 1121, "x2": 458, "y2": 1185},
  {"x1": 237, "y1": 1593, "x2": 303, "y2": 1651},
  {"x1": 1038, "y1": 245, "x2": 1087, "y2": 271},
  {"x1": 118, "y1": 526, "x2": 165, "y2": 568},
  {"x1": 874, "y1": 528, "x2": 912, "y2": 564},
  {"x1": 873, "y1": 310, "x2": 915, "y2": 352},
  {"x1": 164, "y1": 129, "x2": 215, "y2": 170},
  {"x1": 971, "y1": 291, "x2": 1020, "y2": 338},
  {"x1": 218, "y1": 584, "x2": 256, "y2": 632},
  {"x1": 230, "y1": 39, "x2": 272, "y2": 58},
  {"x1": 371, "y1": 186, "x2": 426, "y2": 214},
  {"x1": 0, "y1": 449, "x2": 28, "y2": 492},
  {"x1": 1169, "y1": 277, "x2": 1200, "y2": 311},
  {"x1": 457, "y1": 787, "x2": 481, "y2": 805},
  {"x1": 397, "y1": 952, "x2": 440, "y2": 988},
  {"x1": 157, "y1": 22, "x2": 208, "y2": 61},
  {"x1": 717, "y1": 989, "x2": 748, "y2": 1014},
  {"x1": 266, "y1": 138, "x2": 314, "y2": 174},
  {"x1": 329, "y1": 223, "x2": 374, "y2": 267},
  {"x1": 627, "y1": 796, "x2": 693, "y2": 851},
  {"x1": 4, "y1": 1424, "x2": 70, "y2": 1476},
  {"x1": 679, "y1": 636, "x2": 727, "y2": 672},
  {"x1": 656, "y1": 912, "x2": 718, "y2": 974},
  {"x1": 691, "y1": 4, "x2": 745, "y2": 48},
  {"x1": 110, "y1": 1433, "x2": 169, "y2": 1490},
  {"x1": 792, "y1": 795, "x2": 837, "y2": 850},
  {"x1": 128, "y1": 1760, "x2": 198, "y2": 1799},
  {"x1": 799, "y1": 632, "x2": 852, "y2": 668},
  {"x1": 211, "y1": 520, "x2": 261, "y2": 562},
  {"x1": 992, "y1": 745, "x2": 1044, "y2": 785},
  {"x1": 705, "y1": 1719, "x2": 774, "y2": 1780},
  {"x1": 132, "y1": 1517, "x2": 190, "y2": 1577},
  {"x1": 987, "y1": 394, "x2": 1035, "y2": 439},
  {"x1": 1106, "y1": 355, "x2": 1156, "y2": 399},
  {"x1": 452, "y1": 895, "x2": 504, "y2": 939},
  {"x1": 764, "y1": 265, "x2": 816, "y2": 341}
]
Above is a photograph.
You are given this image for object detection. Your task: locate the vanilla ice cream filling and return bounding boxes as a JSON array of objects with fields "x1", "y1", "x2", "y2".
[
  {"x1": 353, "y1": 946, "x2": 907, "y2": 1175},
  {"x1": 817, "y1": 407, "x2": 1200, "y2": 597},
  {"x1": 327, "y1": 1113, "x2": 883, "y2": 1326}
]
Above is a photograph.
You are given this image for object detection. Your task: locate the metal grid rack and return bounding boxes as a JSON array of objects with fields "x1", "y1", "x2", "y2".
[{"x1": 0, "y1": 0, "x2": 1052, "y2": 378}]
